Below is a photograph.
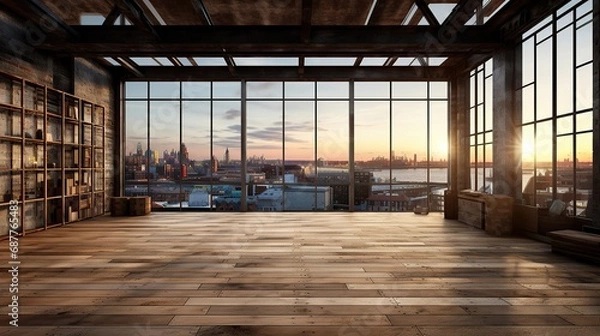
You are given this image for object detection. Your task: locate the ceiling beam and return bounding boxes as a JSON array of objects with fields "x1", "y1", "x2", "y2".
[
  {"x1": 441, "y1": 0, "x2": 481, "y2": 28},
  {"x1": 486, "y1": 0, "x2": 571, "y2": 41},
  {"x1": 118, "y1": 66, "x2": 453, "y2": 81},
  {"x1": 115, "y1": 0, "x2": 159, "y2": 37},
  {"x1": 415, "y1": 0, "x2": 440, "y2": 26},
  {"x1": 115, "y1": 57, "x2": 143, "y2": 77},
  {"x1": 1, "y1": 0, "x2": 78, "y2": 38},
  {"x1": 103, "y1": 5, "x2": 122, "y2": 26},
  {"x1": 43, "y1": 25, "x2": 501, "y2": 57}
]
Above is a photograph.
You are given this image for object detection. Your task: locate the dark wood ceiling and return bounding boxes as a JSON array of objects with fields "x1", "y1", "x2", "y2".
[{"x1": 0, "y1": 0, "x2": 571, "y2": 80}]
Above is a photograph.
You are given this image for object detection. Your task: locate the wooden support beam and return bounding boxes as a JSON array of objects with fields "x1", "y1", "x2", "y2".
[
  {"x1": 415, "y1": 0, "x2": 440, "y2": 26},
  {"x1": 43, "y1": 25, "x2": 501, "y2": 57},
  {"x1": 115, "y1": 0, "x2": 159, "y2": 37},
  {"x1": 441, "y1": 0, "x2": 481, "y2": 28},
  {"x1": 115, "y1": 57, "x2": 143, "y2": 77},
  {"x1": 118, "y1": 65, "x2": 452, "y2": 81},
  {"x1": 103, "y1": 5, "x2": 122, "y2": 26}
]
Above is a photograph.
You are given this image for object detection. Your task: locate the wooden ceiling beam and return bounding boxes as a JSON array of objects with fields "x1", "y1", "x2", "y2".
[
  {"x1": 103, "y1": 5, "x2": 122, "y2": 26},
  {"x1": 441, "y1": 0, "x2": 481, "y2": 28},
  {"x1": 43, "y1": 25, "x2": 501, "y2": 57},
  {"x1": 115, "y1": 0, "x2": 159, "y2": 37},
  {"x1": 118, "y1": 65, "x2": 453, "y2": 81},
  {"x1": 1, "y1": 0, "x2": 78, "y2": 38},
  {"x1": 415, "y1": 0, "x2": 440, "y2": 26}
]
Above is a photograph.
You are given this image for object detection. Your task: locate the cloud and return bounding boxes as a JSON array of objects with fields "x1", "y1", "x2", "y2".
[{"x1": 222, "y1": 108, "x2": 241, "y2": 120}]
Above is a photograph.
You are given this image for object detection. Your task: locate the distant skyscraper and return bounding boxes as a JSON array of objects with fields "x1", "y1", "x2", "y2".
[
  {"x1": 224, "y1": 147, "x2": 230, "y2": 164},
  {"x1": 181, "y1": 143, "x2": 189, "y2": 163},
  {"x1": 136, "y1": 142, "x2": 143, "y2": 156}
]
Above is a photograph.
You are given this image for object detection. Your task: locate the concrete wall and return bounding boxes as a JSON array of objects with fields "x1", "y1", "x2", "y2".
[{"x1": 0, "y1": 9, "x2": 115, "y2": 213}]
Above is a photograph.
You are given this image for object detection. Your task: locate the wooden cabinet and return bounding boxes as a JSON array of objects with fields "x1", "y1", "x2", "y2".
[{"x1": 0, "y1": 71, "x2": 107, "y2": 237}]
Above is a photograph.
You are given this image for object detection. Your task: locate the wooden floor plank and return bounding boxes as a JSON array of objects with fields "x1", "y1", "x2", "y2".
[{"x1": 0, "y1": 212, "x2": 598, "y2": 333}]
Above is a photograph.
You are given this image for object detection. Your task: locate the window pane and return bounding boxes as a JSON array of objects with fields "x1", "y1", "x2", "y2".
[
  {"x1": 150, "y1": 82, "x2": 180, "y2": 99},
  {"x1": 393, "y1": 82, "x2": 427, "y2": 99},
  {"x1": 355, "y1": 101, "x2": 390, "y2": 165},
  {"x1": 485, "y1": 77, "x2": 493, "y2": 131},
  {"x1": 575, "y1": 132, "x2": 592, "y2": 217},
  {"x1": 247, "y1": 101, "x2": 283, "y2": 183},
  {"x1": 521, "y1": 124, "x2": 535, "y2": 205},
  {"x1": 182, "y1": 101, "x2": 211, "y2": 208},
  {"x1": 536, "y1": 121, "x2": 553, "y2": 207},
  {"x1": 557, "y1": 135, "x2": 574, "y2": 214},
  {"x1": 355, "y1": 82, "x2": 390, "y2": 99},
  {"x1": 124, "y1": 101, "x2": 148, "y2": 196},
  {"x1": 213, "y1": 82, "x2": 241, "y2": 99},
  {"x1": 430, "y1": 101, "x2": 448, "y2": 182},
  {"x1": 285, "y1": 82, "x2": 314, "y2": 99},
  {"x1": 182, "y1": 82, "x2": 210, "y2": 99},
  {"x1": 317, "y1": 101, "x2": 349, "y2": 209},
  {"x1": 470, "y1": 107, "x2": 476, "y2": 134},
  {"x1": 429, "y1": 82, "x2": 448, "y2": 99},
  {"x1": 284, "y1": 101, "x2": 314, "y2": 163},
  {"x1": 557, "y1": 115, "x2": 573, "y2": 135},
  {"x1": 317, "y1": 82, "x2": 349, "y2": 99},
  {"x1": 247, "y1": 82, "x2": 283, "y2": 99},
  {"x1": 522, "y1": 38, "x2": 535, "y2": 85},
  {"x1": 536, "y1": 39, "x2": 553, "y2": 120},
  {"x1": 556, "y1": 26, "x2": 574, "y2": 116},
  {"x1": 576, "y1": 64, "x2": 593, "y2": 111},
  {"x1": 125, "y1": 82, "x2": 147, "y2": 99},
  {"x1": 213, "y1": 101, "x2": 241, "y2": 163},
  {"x1": 575, "y1": 22, "x2": 593, "y2": 65},
  {"x1": 149, "y1": 101, "x2": 180, "y2": 203},
  {"x1": 522, "y1": 85, "x2": 535, "y2": 123},
  {"x1": 576, "y1": 111, "x2": 593, "y2": 132},
  {"x1": 392, "y1": 101, "x2": 427, "y2": 183}
]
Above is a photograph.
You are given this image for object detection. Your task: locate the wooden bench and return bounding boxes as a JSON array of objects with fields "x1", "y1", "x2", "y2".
[{"x1": 547, "y1": 229, "x2": 600, "y2": 264}]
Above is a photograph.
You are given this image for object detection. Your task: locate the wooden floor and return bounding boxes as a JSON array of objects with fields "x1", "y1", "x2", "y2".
[{"x1": 2, "y1": 212, "x2": 600, "y2": 335}]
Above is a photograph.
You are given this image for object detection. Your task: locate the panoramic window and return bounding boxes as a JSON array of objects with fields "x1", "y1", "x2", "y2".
[
  {"x1": 469, "y1": 59, "x2": 494, "y2": 193},
  {"x1": 518, "y1": 0, "x2": 593, "y2": 216},
  {"x1": 124, "y1": 81, "x2": 448, "y2": 212}
]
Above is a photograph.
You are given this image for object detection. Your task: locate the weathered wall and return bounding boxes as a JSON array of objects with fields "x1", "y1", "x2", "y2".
[{"x1": 0, "y1": 9, "x2": 115, "y2": 214}]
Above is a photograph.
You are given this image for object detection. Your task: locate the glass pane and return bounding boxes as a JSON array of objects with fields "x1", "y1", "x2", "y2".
[
  {"x1": 484, "y1": 77, "x2": 493, "y2": 131},
  {"x1": 470, "y1": 146, "x2": 477, "y2": 191},
  {"x1": 522, "y1": 85, "x2": 535, "y2": 124},
  {"x1": 213, "y1": 82, "x2": 241, "y2": 99},
  {"x1": 557, "y1": 135, "x2": 574, "y2": 214},
  {"x1": 149, "y1": 101, "x2": 180, "y2": 203},
  {"x1": 576, "y1": 111, "x2": 593, "y2": 132},
  {"x1": 557, "y1": 26, "x2": 574, "y2": 116},
  {"x1": 535, "y1": 121, "x2": 553, "y2": 207},
  {"x1": 285, "y1": 82, "x2": 315, "y2": 99},
  {"x1": 470, "y1": 75, "x2": 476, "y2": 107},
  {"x1": 355, "y1": 101, "x2": 389, "y2": 212},
  {"x1": 536, "y1": 39, "x2": 553, "y2": 120},
  {"x1": 576, "y1": 64, "x2": 593, "y2": 111},
  {"x1": 575, "y1": 132, "x2": 592, "y2": 217},
  {"x1": 355, "y1": 101, "x2": 389, "y2": 166},
  {"x1": 247, "y1": 101, "x2": 283, "y2": 183},
  {"x1": 429, "y1": 82, "x2": 448, "y2": 99},
  {"x1": 470, "y1": 107, "x2": 476, "y2": 135},
  {"x1": 483, "y1": 144, "x2": 493, "y2": 193},
  {"x1": 316, "y1": 101, "x2": 349, "y2": 210},
  {"x1": 149, "y1": 82, "x2": 180, "y2": 99},
  {"x1": 392, "y1": 101, "x2": 427, "y2": 183},
  {"x1": 182, "y1": 82, "x2": 210, "y2": 99},
  {"x1": 182, "y1": 101, "x2": 211, "y2": 208},
  {"x1": 125, "y1": 101, "x2": 148, "y2": 196},
  {"x1": 284, "y1": 101, "x2": 314, "y2": 164},
  {"x1": 125, "y1": 82, "x2": 147, "y2": 99},
  {"x1": 430, "y1": 101, "x2": 448, "y2": 183},
  {"x1": 575, "y1": 22, "x2": 593, "y2": 65},
  {"x1": 521, "y1": 124, "x2": 535, "y2": 205},
  {"x1": 317, "y1": 82, "x2": 349, "y2": 99},
  {"x1": 477, "y1": 104, "x2": 484, "y2": 135},
  {"x1": 557, "y1": 115, "x2": 573, "y2": 135},
  {"x1": 522, "y1": 38, "x2": 535, "y2": 86},
  {"x1": 477, "y1": 71, "x2": 484, "y2": 104},
  {"x1": 247, "y1": 82, "x2": 283, "y2": 99},
  {"x1": 393, "y1": 82, "x2": 427, "y2": 99},
  {"x1": 355, "y1": 82, "x2": 390, "y2": 99}
]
